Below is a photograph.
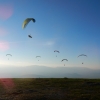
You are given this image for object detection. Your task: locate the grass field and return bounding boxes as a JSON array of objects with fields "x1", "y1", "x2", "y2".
[{"x1": 0, "y1": 78, "x2": 100, "y2": 100}]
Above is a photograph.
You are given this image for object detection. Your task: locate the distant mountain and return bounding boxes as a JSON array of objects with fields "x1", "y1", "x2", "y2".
[
  {"x1": 0, "y1": 65, "x2": 100, "y2": 78},
  {"x1": 20, "y1": 74, "x2": 45, "y2": 78}
]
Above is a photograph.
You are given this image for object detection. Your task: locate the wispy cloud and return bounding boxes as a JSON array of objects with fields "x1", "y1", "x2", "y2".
[
  {"x1": 38, "y1": 38, "x2": 58, "y2": 47},
  {"x1": 0, "y1": 38, "x2": 56, "y2": 49},
  {"x1": 43, "y1": 41, "x2": 55, "y2": 46}
]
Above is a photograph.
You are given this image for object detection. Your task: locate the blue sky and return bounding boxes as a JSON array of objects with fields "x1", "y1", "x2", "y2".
[{"x1": 0, "y1": 0, "x2": 100, "y2": 69}]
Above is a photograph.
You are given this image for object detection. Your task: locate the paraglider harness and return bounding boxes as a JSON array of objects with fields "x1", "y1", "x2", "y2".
[{"x1": 28, "y1": 34, "x2": 32, "y2": 38}]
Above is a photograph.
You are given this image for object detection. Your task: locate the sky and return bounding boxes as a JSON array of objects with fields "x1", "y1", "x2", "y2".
[{"x1": 0, "y1": 0, "x2": 100, "y2": 69}]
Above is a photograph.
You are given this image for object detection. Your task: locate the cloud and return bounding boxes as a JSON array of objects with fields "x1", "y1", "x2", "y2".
[
  {"x1": 37, "y1": 38, "x2": 57, "y2": 47},
  {"x1": 0, "y1": 4, "x2": 13, "y2": 20},
  {"x1": 43, "y1": 41, "x2": 55, "y2": 46}
]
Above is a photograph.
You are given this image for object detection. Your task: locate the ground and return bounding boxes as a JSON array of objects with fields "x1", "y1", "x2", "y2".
[{"x1": 0, "y1": 78, "x2": 100, "y2": 100}]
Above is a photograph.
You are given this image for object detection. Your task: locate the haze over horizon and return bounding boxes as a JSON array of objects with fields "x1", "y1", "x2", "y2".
[
  {"x1": 0, "y1": 65, "x2": 100, "y2": 78},
  {"x1": 0, "y1": 0, "x2": 100, "y2": 76}
]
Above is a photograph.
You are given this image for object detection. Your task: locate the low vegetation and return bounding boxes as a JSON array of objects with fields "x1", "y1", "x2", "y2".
[{"x1": 0, "y1": 78, "x2": 100, "y2": 100}]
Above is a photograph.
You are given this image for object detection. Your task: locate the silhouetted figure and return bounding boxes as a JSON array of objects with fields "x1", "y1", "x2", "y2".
[{"x1": 28, "y1": 35, "x2": 32, "y2": 38}]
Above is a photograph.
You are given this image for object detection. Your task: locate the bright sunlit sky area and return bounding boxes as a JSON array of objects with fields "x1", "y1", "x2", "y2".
[{"x1": 0, "y1": 0, "x2": 100, "y2": 69}]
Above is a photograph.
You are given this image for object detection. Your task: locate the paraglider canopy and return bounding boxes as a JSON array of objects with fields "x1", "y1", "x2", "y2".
[
  {"x1": 77, "y1": 54, "x2": 87, "y2": 57},
  {"x1": 61, "y1": 59, "x2": 68, "y2": 66},
  {"x1": 6, "y1": 54, "x2": 12, "y2": 56},
  {"x1": 54, "y1": 50, "x2": 60, "y2": 53},
  {"x1": 6, "y1": 54, "x2": 12, "y2": 60},
  {"x1": 61, "y1": 59, "x2": 68, "y2": 62},
  {"x1": 78, "y1": 54, "x2": 87, "y2": 64},
  {"x1": 36, "y1": 56, "x2": 41, "y2": 58},
  {"x1": 54, "y1": 50, "x2": 60, "y2": 57},
  {"x1": 22, "y1": 18, "x2": 36, "y2": 29},
  {"x1": 36, "y1": 56, "x2": 41, "y2": 61}
]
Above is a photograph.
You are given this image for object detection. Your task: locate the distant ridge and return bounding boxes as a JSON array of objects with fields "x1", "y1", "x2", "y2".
[{"x1": 0, "y1": 65, "x2": 100, "y2": 78}]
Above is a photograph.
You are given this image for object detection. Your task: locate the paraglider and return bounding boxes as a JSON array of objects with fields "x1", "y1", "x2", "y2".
[
  {"x1": 28, "y1": 34, "x2": 32, "y2": 38},
  {"x1": 22, "y1": 18, "x2": 36, "y2": 29},
  {"x1": 36, "y1": 56, "x2": 41, "y2": 61},
  {"x1": 78, "y1": 54, "x2": 87, "y2": 64},
  {"x1": 77, "y1": 54, "x2": 87, "y2": 57},
  {"x1": 6, "y1": 54, "x2": 12, "y2": 56},
  {"x1": 54, "y1": 50, "x2": 60, "y2": 57},
  {"x1": 6, "y1": 54, "x2": 12, "y2": 60},
  {"x1": 54, "y1": 50, "x2": 60, "y2": 53},
  {"x1": 61, "y1": 59, "x2": 68, "y2": 66}
]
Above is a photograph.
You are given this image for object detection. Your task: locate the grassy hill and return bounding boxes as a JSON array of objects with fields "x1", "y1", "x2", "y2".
[{"x1": 0, "y1": 78, "x2": 100, "y2": 100}]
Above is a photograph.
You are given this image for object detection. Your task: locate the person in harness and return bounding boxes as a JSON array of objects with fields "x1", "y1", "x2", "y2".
[{"x1": 28, "y1": 34, "x2": 32, "y2": 38}]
